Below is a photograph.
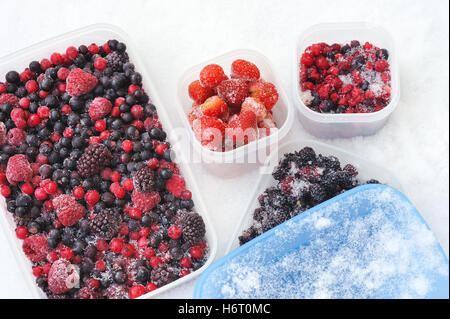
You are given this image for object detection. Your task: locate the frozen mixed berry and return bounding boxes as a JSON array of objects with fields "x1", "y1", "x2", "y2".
[
  {"x1": 0, "y1": 40, "x2": 208, "y2": 299},
  {"x1": 299, "y1": 41, "x2": 392, "y2": 113},
  {"x1": 239, "y1": 147, "x2": 381, "y2": 245}
]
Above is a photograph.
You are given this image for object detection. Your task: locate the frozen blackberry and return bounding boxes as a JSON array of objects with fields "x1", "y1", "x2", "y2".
[
  {"x1": 89, "y1": 208, "x2": 122, "y2": 240},
  {"x1": 150, "y1": 264, "x2": 176, "y2": 288},
  {"x1": 105, "y1": 51, "x2": 129, "y2": 72},
  {"x1": 317, "y1": 154, "x2": 341, "y2": 171},
  {"x1": 132, "y1": 166, "x2": 156, "y2": 193},
  {"x1": 176, "y1": 210, "x2": 205, "y2": 246},
  {"x1": 309, "y1": 184, "x2": 328, "y2": 204},
  {"x1": 77, "y1": 143, "x2": 112, "y2": 177}
]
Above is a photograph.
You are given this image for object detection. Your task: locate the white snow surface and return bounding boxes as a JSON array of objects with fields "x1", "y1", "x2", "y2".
[{"x1": 0, "y1": 0, "x2": 448, "y2": 299}]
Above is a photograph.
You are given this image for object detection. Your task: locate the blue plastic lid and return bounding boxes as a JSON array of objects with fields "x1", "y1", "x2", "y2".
[{"x1": 194, "y1": 184, "x2": 449, "y2": 299}]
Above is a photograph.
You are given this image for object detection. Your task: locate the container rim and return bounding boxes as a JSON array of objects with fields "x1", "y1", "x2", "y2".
[
  {"x1": 293, "y1": 21, "x2": 400, "y2": 123},
  {"x1": 0, "y1": 23, "x2": 218, "y2": 299},
  {"x1": 177, "y1": 48, "x2": 294, "y2": 162}
]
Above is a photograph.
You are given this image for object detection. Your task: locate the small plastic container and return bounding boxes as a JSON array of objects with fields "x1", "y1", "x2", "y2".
[
  {"x1": 177, "y1": 49, "x2": 294, "y2": 177},
  {"x1": 0, "y1": 23, "x2": 218, "y2": 299},
  {"x1": 226, "y1": 139, "x2": 403, "y2": 252},
  {"x1": 293, "y1": 22, "x2": 400, "y2": 139}
]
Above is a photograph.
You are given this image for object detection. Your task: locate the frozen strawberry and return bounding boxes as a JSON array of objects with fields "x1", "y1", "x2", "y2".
[
  {"x1": 192, "y1": 116, "x2": 226, "y2": 151},
  {"x1": 7, "y1": 127, "x2": 27, "y2": 146},
  {"x1": 48, "y1": 259, "x2": 80, "y2": 294},
  {"x1": 0, "y1": 93, "x2": 19, "y2": 106},
  {"x1": 200, "y1": 96, "x2": 228, "y2": 121},
  {"x1": 241, "y1": 97, "x2": 268, "y2": 122},
  {"x1": 216, "y1": 79, "x2": 249, "y2": 107},
  {"x1": 231, "y1": 59, "x2": 260, "y2": 82},
  {"x1": 258, "y1": 113, "x2": 278, "y2": 137},
  {"x1": 22, "y1": 234, "x2": 48, "y2": 262},
  {"x1": 6, "y1": 154, "x2": 33, "y2": 185},
  {"x1": 132, "y1": 190, "x2": 160, "y2": 213},
  {"x1": 165, "y1": 174, "x2": 186, "y2": 198},
  {"x1": 66, "y1": 68, "x2": 98, "y2": 96},
  {"x1": 52, "y1": 194, "x2": 86, "y2": 226},
  {"x1": 249, "y1": 80, "x2": 279, "y2": 110},
  {"x1": 226, "y1": 110, "x2": 257, "y2": 145},
  {"x1": 199, "y1": 64, "x2": 228, "y2": 89},
  {"x1": 187, "y1": 106, "x2": 203, "y2": 125},
  {"x1": 0, "y1": 121, "x2": 6, "y2": 146},
  {"x1": 188, "y1": 80, "x2": 213, "y2": 104},
  {"x1": 89, "y1": 97, "x2": 112, "y2": 120}
]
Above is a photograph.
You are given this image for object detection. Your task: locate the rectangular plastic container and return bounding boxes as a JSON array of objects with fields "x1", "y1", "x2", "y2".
[
  {"x1": 0, "y1": 23, "x2": 217, "y2": 299},
  {"x1": 226, "y1": 139, "x2": 403, "y2": 253},
  {"x1": 293, "y1": 22, "x2": 400, "y2": 139},
  {"x1": 177, "y1": 49, "x2": 294, "y2": 178}
]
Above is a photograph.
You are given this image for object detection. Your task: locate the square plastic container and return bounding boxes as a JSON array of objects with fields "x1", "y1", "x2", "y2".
[
  {"x1": 226, "y1": 139, "x2": 403, "y2": 252},
  {"x1": 177, "y1": 49, "x2": 294, "y2": 177},
  {"x1": 293, "y1": 22, "x2": 400, "y2": 139},
  {"x1": 0, "y1": 23, "x2": 217, "y2": 299}
]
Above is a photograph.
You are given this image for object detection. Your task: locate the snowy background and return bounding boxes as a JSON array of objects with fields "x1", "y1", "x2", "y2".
[{"x1": 0, "y1": 0, "x2": 448, "y2": 298}]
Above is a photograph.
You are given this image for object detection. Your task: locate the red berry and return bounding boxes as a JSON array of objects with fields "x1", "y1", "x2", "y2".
[
  {"x1": 168, "y1": 225, "x2": 182, "y2": 239},
  {"x1": 96, "y1": 239, "x2": 108, "y2": 251},
  {"x1": 180, "y1": 256, "x2": 192, "y2": 268},
  {"x1": 188, "y1": 80, "x2": 213, "y2": 104},
  {"x1": 61, "y1": 104, "x2": 71, "y2": 114},
  {"x1": 155, "y1": 143, "x2": 167, "y2": 155},
  {"x1": 315, "y1": 56, "x2": 329, "y2": 69},
  {"x1": 149, "y1": 256, "x2": 162, "y2": 268},
  {"x1": 190, "y1": 245, "x2": 204, "y2": 259},
  {"x1": 94, "y1": 57, "x2": 107, "y2": 70},
  {"x1": 231, "y1": 59, "x2": 260, "y2": 81},
  {"x1": 122, "y1": 140, "x2": 133, "y2": 152},
  {"x1": 199, "y1": 64, "x2": 228, "y2": 89},
  {"x1": 63, "y1": 127, "x2": 74, "y2": 138},
  {"x1": 43, "y1": 181, "x2": 57, "y2": 194},
  {"x1": 19, "y1": 97, "x2": 30, "y2": 109},
  {"x1": 50, "y1": 52, "x2": 63, "y2": 65},
  {"x1": 179, "y1": 269, "x2": 191, "y2": 277},
  {"x1": 121, "y1": 243, "x2": 135, "y2": 257},
  {"x1": 57, "y1": 67, "x2": 70, "y2": 80},
  {"x1": 95, "y1": 260, "x2": 106, "y2": 271},
  {"x1": 94, "y1": 119, "x2": 106, "y2": 132},
  {"x1": 109, "y1": 238, "x2": 124, "y2": 253},
  {"x1": 138, "y1": 237, "x2": 149, "y2": 248},
  {"x1": 46, "y1": 251, "x2": 58, "y2": 263},
  {"x1": 1, "y1": 185, "x2": 11, "y2": 197},
  {"x1": 72, "y1": 186, "x2": 85, "y2": 199},
  {"x1": 60, "y1": 247, "x2": 74, "y2": 260},
  {"x1": 66, "y1": 46, "x2": 78, "y2": 59},
  {"x1": 110, "y1": 171, "x2": 121, "y2": 182},
  {"x1": 129, "y1": 207, "x2": 143, "y2": 220},
  {"x1": 147, "y1": 158, "x2": 159, "y2": 170},
  {"x1": 40, "y1": 59, "x2": 51, "y2": 71},
  {"x1": 131, "y1": 105, "x2": 144, "y2": 119},
  {"x1": 20, "y1": 183, "x2": 34, "y2": 195},
  {"x1": 27, "y1": 114, "x2": 40, "y2": 127},
  {"x1": 301, "y1": 52, "x2": 315, "y2": 66},
  {"x1": 129, "y1": 284, "x2": 146, "y2": 299},
  {"x1": 85, "y1": 190, "x2": 100, "y2": 205},
  {"x1": 123, "y1": 179, "x2": 134, "y2": 191},
  {"x1": 25, "y1": 80, "x2": 38, "y2": 93},
  {"x1": 15, "y1": 226, "x2": 29, "y2": 239},
  {"x1": 128, "y1": 84, "x2": 140, "y2": 95},
  {"x1": 158, "y1": 242, "x2": 169, "y2": 253},
  {"x1": 34, "y1": 187, "x2": 48, "y2": 200},
  {"x1": 88, "y1": 279, "x2": 100, "y2": 290},
  {"x1": 88, "y1": 44, "x2": 99, "y2": 55},
  {"x1": 144, "y1": 247, "x2": 155, "y2": 259},
  {"x1": 146, "y1": 283, "x2": 157, "y2": 292},
  {"x1": 32, "y1": 266, "x2": 43, "y2": 277}
]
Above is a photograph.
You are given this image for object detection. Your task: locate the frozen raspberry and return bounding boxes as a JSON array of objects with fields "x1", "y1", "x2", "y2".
[
  {"x1": 6, "y1": 154, "x2": 33, "y2": 185},
  {"x1": 106, "y1": 283, "x2": 129, "y2": 299},
  {"x1": 374, "y1": 59, "x2": 389, "y2": 72},
  {"x1": 199, "y1": 64, "x2": 228, "y2": 89},
  {"x1": 0, "y1": 93, "x2": 19, "y2": 106},
  {"x1": 89, "y1": 97, "x2": 112, "y2": 120},
  {"x1": 230, "y1": 59, "x2": 260, "y2": 82},
  {"x1": 226, "y1": 110, "x2": 257, "y2": 145},
  {"x1": 0, "y1": 121, "x2": 7, "y2": 146},
  {"x1": 22, "y1": 234, "x2": 48, "y2": 262},
  {"x1": 165, "y1": 174, "x2": 186, "y2": 198},
  {"x1": 241, "y1": 97, "x2": 268, "y2": 122},
  {"x1": 6, "y1": 128, "x2": 27, "y2": 147},
  {"x1": 131, "y1": 190, "x2": 161, "y2": 213},
  {"x1": 48, "y1": 259, "x2": 80, "y2": 294},
  {"x1": 52, "y1": 194, "x2": 86, "y2": 226},
  {"x1": 216, "y1": 79, "x2": 249, "y2": 107},
  {"x1": 315, "y1": 56, "x2": 329, "y2": 69},
  {"x1": 200, "y1": 96, "x2": 229, "y2": 120},
  {"x1": 66, "y1": 68, "x2": 98, "y2": 96},
  {"x1": 249, "y1": 80, "x2": 279, "y2": 111},
  {"x1": 188, "y1": 80, "x2": 213, "y2": 104},
  {"x1": 192, "y1": 116, "x2": 226, "y2": 151}
]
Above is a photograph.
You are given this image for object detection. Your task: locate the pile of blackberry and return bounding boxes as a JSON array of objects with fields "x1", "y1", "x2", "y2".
[
  {"x1": 239, "y1": 147, "x2": 380, "y2": 245},
  {"x1": 0, "y1": 40, "x2": 207, "y2": 299}
]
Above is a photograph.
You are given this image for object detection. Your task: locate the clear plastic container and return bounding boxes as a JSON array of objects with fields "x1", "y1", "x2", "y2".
[
  {"x1": 293, "y1": 22, "x2": 400, "y2": 139},
  {"x1": 177, "y1": 49, "x2": 294, "y2": 178},
  {"x1": 226, "y1": 139, "x2": 403, "y2": 253},
  {"x1": 0, "y1": 23, "x2": 218, "y2": 299}
]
